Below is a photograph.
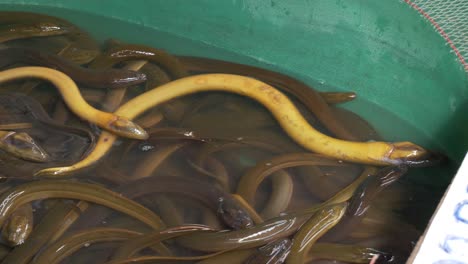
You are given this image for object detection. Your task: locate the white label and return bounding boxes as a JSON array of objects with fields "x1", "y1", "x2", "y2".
[{"x1": 411, "y1": 153, "x2": 468, "y2": 264}]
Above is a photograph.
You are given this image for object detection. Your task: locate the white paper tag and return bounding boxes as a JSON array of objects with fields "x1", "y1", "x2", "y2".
[{"x1": 411, "y1": 153, "x2": 468, "y2": 264}]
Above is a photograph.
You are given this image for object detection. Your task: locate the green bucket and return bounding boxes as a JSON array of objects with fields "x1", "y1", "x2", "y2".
[
  {"x1": 0, "y1": 0, "x2": 467, "y2": 258},
  {"x1": 0, "y1": 0, "x2": 466, "y2": 163}
]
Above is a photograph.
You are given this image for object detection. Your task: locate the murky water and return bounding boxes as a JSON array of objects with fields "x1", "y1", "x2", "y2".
[{"x1": 0, "y1": 8, "x2": 459, "y2": 263}]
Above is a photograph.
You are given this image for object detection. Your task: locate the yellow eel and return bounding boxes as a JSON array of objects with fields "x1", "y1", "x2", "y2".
[{"x1": 36, "y1": 74, "x2": 430, "y2": 177}]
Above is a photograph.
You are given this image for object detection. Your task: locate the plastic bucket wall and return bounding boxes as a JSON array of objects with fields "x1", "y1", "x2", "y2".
[{"x1": 0, "y1": 0, "x2": 467, "y2": 163}]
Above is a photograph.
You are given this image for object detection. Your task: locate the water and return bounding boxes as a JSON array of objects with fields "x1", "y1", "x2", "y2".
[{"x1": 0, "y1": 7, "x2": 459, "y2": 263}]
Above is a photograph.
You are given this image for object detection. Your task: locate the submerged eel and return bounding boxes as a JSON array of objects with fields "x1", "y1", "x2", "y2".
[
  {"x1": 0, "y1": 123, "x2": 32, "y2": 130},
  {"x1": 119, "y1": 176, "x2": 254, "y2": 230},
  {"x1": 33, "y1": 228, "x2": 142, "y2": 264},
  {"x1": 36, "y1": 74, "x2": 431, "y2": 177},
  {"x1": 319, "y1": 91, "x2": 357, "y2": 105},
  {"x1": 0, "y1": 47, "x2": 147, "y2": 88},
  {"x1": 0, "y1": 66, "x2": 148, "y2": 140},
  {"x1": 260, "y1": 170, "x2": 294, "y2": 219},
  {"x1": 176, "y1": 211, "x2": 311, "y2": 252},
  {"x1": 321, "y1": 165, "x2": 407, "y2": 242},
  {"x1": 0, "y1": 93, "x2": 96, "y2": 157},
  {"x1": 1, "y1": 201, "x2": 86, "y2": 264},
  {"x1": 0, "y1": 11, "x2": 100, "y2": 65},
  {"x1": 236, "y1": 152, "x2": 348, "y2": 203},
  {"x1": 89, "y1": 42, "x2": 186, "y2": 114},
  {"x1": 90, "y1": 42, "x2": 187, "y2": 79},
  {"x1": 0, "y1": 180, "x2": 164, "y2": 230},
  {"x1": 0, "y1": 130, "x2": 49, "y2": 162},
  {"x1": 111, "y1": 225, "x2": 216, "y2": 260},
  {"x1": 0, "y1": 21, "x2": 69, "y2": 43},
  {"x1": 286, "y1": 203, "x2": 347, "y2": 263},
  {"x1": 1, "y1": 204, "x2": 33, "y2": 247},
  {"x1": 92, "y1": 60, "x2": 148, "y2": 112}
]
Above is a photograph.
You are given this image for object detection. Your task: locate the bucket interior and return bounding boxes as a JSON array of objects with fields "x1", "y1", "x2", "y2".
[{"x1": 1, "y1": 0, "x2": 465, "y2": 163}]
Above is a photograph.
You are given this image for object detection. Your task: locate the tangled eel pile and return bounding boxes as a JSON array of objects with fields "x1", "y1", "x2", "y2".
[{"x1": 0, "y1": 11, "x2": 445, "y2": 264}]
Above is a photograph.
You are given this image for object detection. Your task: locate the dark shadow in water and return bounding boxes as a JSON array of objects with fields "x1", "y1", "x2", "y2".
[{"x1": 402, "y1": 98, "x2": 468, "y2": 229}]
